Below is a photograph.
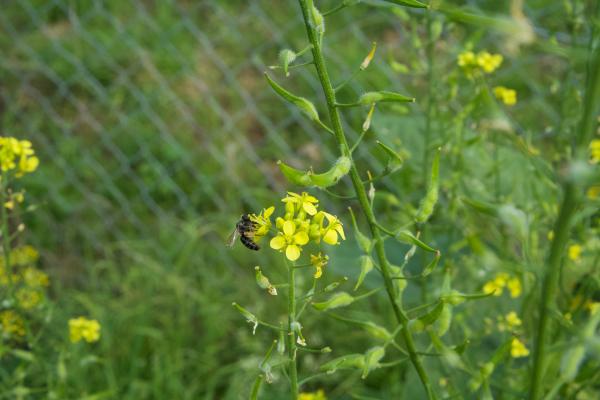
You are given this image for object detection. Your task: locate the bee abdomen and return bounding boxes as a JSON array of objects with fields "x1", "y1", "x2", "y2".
[{"x1": 240, "y1": 235, "x2": 260, "y2": 251}]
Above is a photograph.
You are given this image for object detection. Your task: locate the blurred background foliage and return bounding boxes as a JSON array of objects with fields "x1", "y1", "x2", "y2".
[{"x1": 1, "y1": 0, "x2": 598, "y2": 399}]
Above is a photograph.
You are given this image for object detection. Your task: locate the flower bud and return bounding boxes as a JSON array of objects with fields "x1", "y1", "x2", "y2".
[{"x1": 360, "y1": 42, "x2": 377, "y2": 70}]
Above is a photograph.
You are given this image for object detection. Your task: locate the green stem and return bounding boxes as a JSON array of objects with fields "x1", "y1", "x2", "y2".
[
  {"x1": 296, "y1": 1, "x2": 436, "y2": 398},
  {"x1": 0, "y1": 173, "x2": 13, "y2": 297},
  {"x1": 287, "y1": 261, "x2": 298, "y2": 399}
]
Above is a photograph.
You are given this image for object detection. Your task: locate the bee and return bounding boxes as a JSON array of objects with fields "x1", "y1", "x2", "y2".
[{"x1": 227, "y1": 214, "x2": 260, "y2": 251}]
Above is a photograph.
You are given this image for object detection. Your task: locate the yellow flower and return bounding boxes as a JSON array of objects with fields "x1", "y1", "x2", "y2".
[
  {"x1": 298, "y1": 389, "x2": 327, "y2": 400},
  {"x1": 587, "y1": 185, "x2": 600, "y2": 199},
  {"x1": 22, "y1": 267, "x2": 49, "y2": 287},
  {"x1": 590, "y1": 139, "x2": 600, "y2": 164},
  {"x1": 0, "y1": 137, "x2": 39, "y2": 177},
  {"x1": 69, "y1": 317, "x2": 101, "y2": 343},
  {"x1": 270, "y1": 220, "x2": 309, "y2": 261},
  {"x1": 483, "y1": 273, "x2": 509, "y2": 296},
  {"x1": 507, "y1": 277, "x2": 522, "y2": 298},
  {"x1": 16, "y1": 288, "x2": 43, "y2": 309},
  {"x1": 282, "y1": 191, "x2": 319, "y2": 216},
  {"x1": 588, "y1": 302, "x2": 600, "y2": 315},
  {"x1": 568, "y1": 244, "x2": 582, "y2": 262},
  {"x1": 310, "y1": 253, "x2": 329, "y2": 279},
  {"x1": 321, "y1": 212, "x2": 345, "y2": 245},
  {"x1": 493, "y1": 86, "x2": 517, "y2": 106},
  {"x1": 547, "y1": 230, "x2": 554, "y2": 240},
  {"x1": 457, "y1": 50, "x2": 476, "y2": 68},
  {"x1": 12, "y1": 245, "x2": 40, "y2": 265},
  {"x1": 505, "y1": 312, "x2": 522, "y2": 329},
  {"x1": 0, "y1": 310, "x2": 26, "y2": 338},
  {"x1": 250, "y1": 206, "x2": 275, "y2": 239},
  {"x1": 476, "y1": 51, "x2": 503, "y2": 73},
  {"x1": 510, "y1": 338, "x2": 530, "y2": 358}
]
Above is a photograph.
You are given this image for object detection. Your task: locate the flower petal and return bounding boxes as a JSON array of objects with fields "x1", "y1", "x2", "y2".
[
  {"x1": 294, "y1": 231, "x2": 309, "y2": 245},
  {"x1": 286, "y1": 245, "x2": 301, "y2": 261},
  {"x1": 270, "y1": 235, "x2": 286, "y2": 250},
  {"x1": 283, "y1": 220, "x2": 295, "y2": 236},
  {"x1": 303, "y1": 202, "x2": 318, "y2": 215},
  {"x1": 264, "y1": 206, "x2": 275, "y2": 218},
  {"x1": 323, "y1": 229, "x2": 338, "y2": 245},
  {"x1": 335, "y1": 224, "x2": 346, "y2": 240}
]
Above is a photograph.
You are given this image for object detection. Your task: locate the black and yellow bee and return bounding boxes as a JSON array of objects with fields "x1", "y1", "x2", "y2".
[{"x1": 227, "y1": 214, "x2": 260, "y2": 251}]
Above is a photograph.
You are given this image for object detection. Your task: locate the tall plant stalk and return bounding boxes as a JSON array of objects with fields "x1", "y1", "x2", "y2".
[
  {"x1": 528, "y1": 4, "x2": 600, "y2": 398},
  {"x1": 296, "y1": 1, "x2": 436, "y2": 398},
  {"x1": 287, "y1": 262, "x2": 299, "y2": 399}
]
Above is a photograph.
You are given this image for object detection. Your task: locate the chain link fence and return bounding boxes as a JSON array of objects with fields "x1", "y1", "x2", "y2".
[{"x1": 1, "y1": 1, "x2": 408, "y2": 265}]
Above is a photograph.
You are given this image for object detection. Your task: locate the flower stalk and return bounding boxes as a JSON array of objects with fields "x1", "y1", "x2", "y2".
[
  {"x1": 287, "y1": 260, "x2": 299, "y2": 399},
  {"x1": 296, "y1": 1, "x2": 436, "y2": 398}
]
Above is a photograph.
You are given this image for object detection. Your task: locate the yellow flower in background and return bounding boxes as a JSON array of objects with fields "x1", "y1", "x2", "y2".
[
  {"x1": 0, "y1": 310, "x2": 26, "y2": 338},
  {"x1": 299, "y1": 389, "x2": 327, "y2": 400},
  {"x1": 507, "y1": 277, "x2": 522, "y2": 298},
  {"x1": 510, "y1": 338, "x2": 530, "y2": 358},
  {"x1": 588, "y1": 302, "x2": 600, "y2": 315},
  {"x1": 477, "y1": 51, "x2": 503, "y2": 73},
  {"x1": 69, "y1": 317, "x2": 101, "y2": 343},
  {"x1": 16, "y1": 287, "x2": 43, "y2": 309},
  {"x1": 505, "y1": 312, "x2": 522, "y2": 329},
  {"x1": 270, "y1": 220, "x2": 309, "y2": 261},
  {"x1": 457, "y1": 50, "x2": 476, "y2": 68},
  {"x1": 321, "y1": 212, "x2": 345, "y2": 245},
  {"x1": 0, "y1": 137, "x2": 39, "y2": 177},
  {"x1": 587, "y1": 185, "x2": 600, "y2": 199},
  {"x1": 589, "y1": 139, "x2": 600, "y2": 164},
  {"x1": 282, "y1": 191, "x2": 319, "y2": 215},
  {"x1": 310, "y1": 252, "x2": 329, "y2": 279},
  {"x1": 493, "y1": 86, "x2": 517, "y2": 106},
  {"x1": 483, "y1": 272, "x2": 509, "y2": 296},
  {"x1": 22, "y1": 267, "x2": 49, "y2": 287},
  {"x1": 568, "y1": 244, "x2": 582, "y2": 262},
  {"x1": 250, "y1": 206, "x2": 274, "y2": 239}
]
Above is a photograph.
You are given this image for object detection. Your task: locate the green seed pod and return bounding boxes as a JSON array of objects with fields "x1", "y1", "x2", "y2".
[
  {"x1": 265, "y1": 73, "x2": 320, "y2": 121},
  {"x1": 362, "y1": 346, "x2": 385, "y2": 379},
  {"x1": 419, "y1": 300, "x2": 446, "y2": 326},
  {"x1": 395, "y1": 230, "x2": 437, "y2": 252},
  {"x1": 321, "y1": 354, "x2": 365, "y2": 374},
  {"x1": 415, "y1": 147, "x2": 440, "y2": 223},
  {"x1": 561, "y1": 344, "x2": 586, "y2": 381},
  {"x1": 431, "y1": 19, "x2": 443, "y2": 41},
  {"x1": 376, "y1": 141, "x2": 404, "y2": 172},
  {"x1": 277, "y1": 329, "x2": 286, "y2": 354},
  {"x1": 436, "y1": 303, "x2": 452, "y2": 337},
  {"x1": 312, "y1": 292, "x2": 355, "y2": 311},
  {"x1": 278, "y1": 49, "x2": 296, "y2": 77},
  {"x1": 232, "y1": 302, "x2": 259, "y2": 334},
  {"x1": 383, "y1": 0, "x2": 428, "y2": 8},
  {"x1": 354, "y1": 255, "x2": 374, "y2": 291},
  {"x1": 359, "y1": 91, "x2": 415, "y2": 105},
  {"x1": 421, "y1": 251, "x2": 441, "y2": 277},
  {"x1": 323, "y1": 277, "x2": 348, "y2": 293},
  {"x1": 254, "y1": 266, "x2": 277, "y2": 296},
  {"x1": 349, "y1": 207, "x2": 372, "y2": 253},
  {"x1": 362, "y1": 322, "x2": 392, "y2": 341},
  {"x1": 309, "y1": 156, "x2": 351, "y2": 188},
  {"x1": 309, "y1": 1, "x2": 325, "y2": 38},
  {"x1": 390, "y1": 265, "x2": 407, "y2": 297},
  {"x1": 277, "y1": 160, "x2": 311, "y2": 186}
]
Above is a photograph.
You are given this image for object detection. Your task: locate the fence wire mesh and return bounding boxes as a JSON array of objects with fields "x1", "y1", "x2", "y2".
[{"x1": 1, "y1": 1, "x2": 408, "y2": 264}]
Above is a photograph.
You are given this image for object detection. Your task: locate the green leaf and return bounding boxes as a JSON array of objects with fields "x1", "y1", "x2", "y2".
[
  {"x1": 383, "y1": 0, "x2": 428, "y2": 9},
  {"x1": 354, "y1": 255, "x2": 374, "y2": 291},
  {"x1": 309, "y1": 156, "x2": 351, "y2": 187},
  {"x1": 265, "y1": 73, "x2": 320, "y2": 121},
  {"x1": 415, "y1": 147, "x2": 440, "y2": 223},
  {"x1": 359, "y1": 90, "x2": 415, "y2": 105},
  {"x1": 313, "y1": 292, "x2": 355, "y2": 311},
  {"x1": 277, "y1": 160, "x2": 312, "y2": 186}
]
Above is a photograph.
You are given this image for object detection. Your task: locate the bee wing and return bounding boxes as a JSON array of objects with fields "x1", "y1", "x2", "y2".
[{"x1": 226, "y1": 228, "x2": 239, "y2": 247}]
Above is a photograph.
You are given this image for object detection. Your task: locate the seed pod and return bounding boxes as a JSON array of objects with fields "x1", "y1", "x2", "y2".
[
  {"x1": 383, "y1": 0, "x2": 428, "y2": 8},
  {"x1": 309, "y1": 156, "x2": 351, "y2": 188},
  {"x1": 232, "y1": 302, "x2": 259, "y2": 334},
  {"x1": 377, "y1": 140, "x2": 404, "y2": 173},
  {"x1": 309, "y1": 1, "x2": 325, "y2": 38},
  {"x1": 363, "y1": 322, "x2": 393, "y2": 341},
  {"x1": 419, "y1": 300, "x2": 446, "y2": 327},
  {"x1": 312, "y1": 292, "x2": 355, "y2": 311},
  {"x1": 278, "y1": 49, "x2": 296, "y2": 77},
  {"x1": 359, "y1": 91, "x2": 415, "y2": 105},
  {"x1": 354, "y1": 255, "x2": 374, "y2": 291},
  {"x1": 395, "y1": 230, "x2": 437, "y2": 252},
  {"x1": 421, "y1": 250, "x2": 441, "y2": 277},
  {"x1": 277, "y1": 160, "x2": 312, "y2": 186},
  {"x1": 277, "y1": 329, "x2": 286, "y2": 354},
  {"x1": 441, "y1": 289, "x2": 494, "y2": 305},
  {"x1": 265, "y1": 73, "x2": 320, "y2": 121},
  {"x1": 362, "y1": 346, "x2": 385, "y2": 379},
  {"x1": 349, "y1": 207, "x2": 372, "y2": 253},
  {"x1": 436, "y1": 303, "x2": 452, "y2": 337},
  {"x1": 415, "y1": 147, "x2": 440, "y2": 223},
  {"x1": 255, "y1": 266, "x2": 277, "y2": 295},
  {"x1": 321, "y1": 354, "x2": 365, "y2": 374}
]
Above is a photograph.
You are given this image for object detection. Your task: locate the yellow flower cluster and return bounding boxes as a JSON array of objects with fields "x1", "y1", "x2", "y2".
[
  {"x1": 590, "y1": 139, "x2": 600, "y2": 164},
  {"x1": 310, "y1": 252, "x2": 329, "y2": 278},
  {"x1": 483, "y1": 273, "x2": 522, "y2": 298},
  {"x1": 498, "y1": 311, "x2": 522, "y2": 332},
  {"x1": 510, "y1": 338, "x2": 530, "y2": 358},
  {"x1": 69, "y1": 316, "x2": 101, "y2": 343},
  {"x1": 0, "y1": 137, "x2": 39, "y2": 178},
  {"x1": 267, "y1": 192, "x2": 345, "y2": 262},
  {"x1": 458, "y1": 50, "x2": 503, "y2": 76},
  {"x1": 0, "y1": 310, "x2": 26, "y2": 339},
  {"x1": 0, "y1": 245, "x2": 48, "y2": 310},
  {"x1": 299, "y1": 389, "x2": 327, "y2": 400},
  {"x1": 493, "y1": 86, "x2": 517, "y2": 106},
  {"x1": 568, "y1": 244, "x2": 582, "y2": 262},
  {"x1": 588, "y1": 185, "x2": 600, "y2": 200}
]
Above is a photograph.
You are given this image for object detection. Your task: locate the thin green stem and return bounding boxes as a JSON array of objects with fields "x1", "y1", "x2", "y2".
[
  {"x1": 287, "y1": 261, "x2": 298, "y2": 399},
  {"x1": 296, "y1": 1, "x2": 436, "y2": 398},
  {"x1": 0, "y1": 173, "x2": 13, "y2": 297}
]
